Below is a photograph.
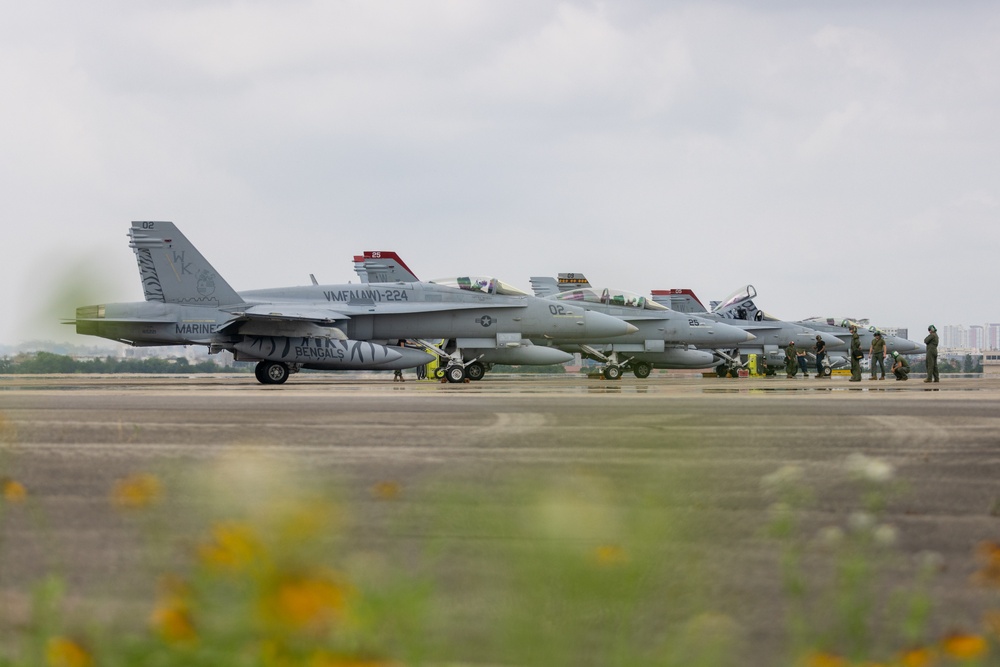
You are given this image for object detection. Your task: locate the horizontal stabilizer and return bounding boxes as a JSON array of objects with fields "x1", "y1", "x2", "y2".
[{"x1": 529, "y1": 276, "x2": 559, "y2": 298}]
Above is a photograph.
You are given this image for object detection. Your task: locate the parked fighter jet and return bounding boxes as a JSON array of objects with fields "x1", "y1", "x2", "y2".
[
  {"x1": 796, "y1": 316, "x2": 926, "y2": 369},
  {"x1": 651, "y1": 286, "x2": 843, "y2": 376},
  {"x1": 348, "y1": 251, "x2": 602, "y2": 378},
  {"x1": 69, "y1": 222, "x2": 636, "y2": 384},
  {"x1": 681, "y1": 285, "x2": 927, "y2": 369},
  {"x1": 527, "y1": 274, "x2": 757, "y2": 379}
]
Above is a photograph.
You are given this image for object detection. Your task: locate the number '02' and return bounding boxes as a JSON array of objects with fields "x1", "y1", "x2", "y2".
[{"x1": 549, "y1": 305, "x2": 567, "y2": 315}]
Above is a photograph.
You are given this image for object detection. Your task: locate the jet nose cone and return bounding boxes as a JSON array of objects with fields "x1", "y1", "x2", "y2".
[
  {"x1": 711, "y1": 321, "x2": 756, "y2": 346},
  {"x1": 581, "y1": 310, "x2": 635, "y2": 338}
]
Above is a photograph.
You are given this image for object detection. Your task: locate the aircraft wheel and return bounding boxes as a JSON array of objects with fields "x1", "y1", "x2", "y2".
[
  {"x1": 261, "y1": 361, "x2": 290, "y2": 385},
  {"x1": 602, "y1": 365, "x2": 622, "y2": 380},
  {"x1": 823, "y1": 367, "x2": 832, "y2": 377},
  {"x1": 465, "y1": 361, "x2": 486, "y2": 381},
  {"x1": 715, "y1": 365, "x2": 729, "y2": 378},
  {"x1": 445, "y1": 365, "x2": 466, "y2": 383},
  {"x1": 632, "y1": 361, "x2": 652, "y2": 379},
  {"x1": 254, "y1": 362, "x2": 269, "y2": 384}
]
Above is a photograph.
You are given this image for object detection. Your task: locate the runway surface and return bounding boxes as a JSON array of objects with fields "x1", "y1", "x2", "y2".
[{"x1": 2, "y1": 372, "x2": 999, "y2": 661}]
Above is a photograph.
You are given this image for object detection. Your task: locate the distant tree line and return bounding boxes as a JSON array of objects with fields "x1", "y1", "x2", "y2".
[
  {"x1": 0, "y1": 351, "x2": 245, "y2": 374},
  {"x1": 907, "y1": 353, "x2": 983, "y2": 374}
]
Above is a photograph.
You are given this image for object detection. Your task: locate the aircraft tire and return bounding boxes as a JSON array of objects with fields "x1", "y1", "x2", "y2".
[
  {"x1": 254, "y1": 362, "x2": 268, "y2": 384},
  {"x1": 823, "y1": 367, "x2": 832, "y2": 377},
  {"x1": 445, "y1": 365, "x2": 466, "y2": 383},
  {"x1": 632, "y1": 362, "x2": 652, "y2": 379},
  {"x1": 465, "y1": 361, "x2": 486, "y2": 381},
  {"x1": 602, "y1": 365, "x2": 622, "y2": 381},
  {"x1": 716, "y1": 365, "x2": 729, "y2": 378},
  {"x1": 261, "y1": 361, "x2": 290, "y2": 385}
]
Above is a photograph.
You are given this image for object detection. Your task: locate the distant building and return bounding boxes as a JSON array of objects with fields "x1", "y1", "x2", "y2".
[{"x1": 984, "y1": 353, "x2": 1000, "y2": 378}]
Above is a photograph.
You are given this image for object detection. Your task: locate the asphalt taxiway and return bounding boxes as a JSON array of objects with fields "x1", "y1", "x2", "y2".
[{"x1": 2, "y1": 373, "x2": 999, "y2": 659}]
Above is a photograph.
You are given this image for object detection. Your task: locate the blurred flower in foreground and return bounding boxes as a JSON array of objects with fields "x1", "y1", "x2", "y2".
[
  {"x1": 2, "y1": 477, "x2": 26, "y2": 503},
  {"x1": 972, "y1": 541, "x2": 1000, "y2": 587},
  {"x1": 45, "y1": 636, "x2": 92, "y2": 667},
  {"x1": 897, "y1": 645, "x2": 935, "y2": 667},
  {"x1": 939, "y1": 631, "x2": 988, "y2": 659},
  {"x1": 844, "y1": 453, "x2": 895, "y2": 483},
  {"x1": 150, "y1": 575, "x2": 197, "y2": 645},
  {"x1": 593, "y1": 544, "x2": 628, "y2": 566},
  {"x1": 372, "y1": 480, "x2": 401, "y2": 500},
  {"x1": 111, "y1": 473, "x2": 161, "y2": 509},
  {"x1": 260, "y1": 569, "x2": 352, "y2": 634},
  {"x1": 198, "y1": 521, "x2": 262, "y2": 572}
]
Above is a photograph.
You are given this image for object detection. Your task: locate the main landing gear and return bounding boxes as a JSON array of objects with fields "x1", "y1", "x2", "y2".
[{"x1": 254, "y1": 360, "x2": 291, "y2": 385}]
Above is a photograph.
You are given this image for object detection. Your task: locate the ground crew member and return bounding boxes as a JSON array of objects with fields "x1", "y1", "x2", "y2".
[
  {"x1": 891, "y1": 351, "x2": 910, "y2": 381},
  {"x1": 785, "y1": 341, "x2": 798, "y2": 378},
  {"x1": 869, "y1": 331, "x2": 887, "y2": 380},
  {"x1": 813, "y1": 334, "x2": 827, "y2": 378},
  {"x1": 796, "y1": 346, "x2": 810, "y2": 378},
  {"x1": 925, "y1": 325, "x2": 939, "y2": 383},
  {"x1": 849, "y1": 325, "x2": 862, "y2": 382}
]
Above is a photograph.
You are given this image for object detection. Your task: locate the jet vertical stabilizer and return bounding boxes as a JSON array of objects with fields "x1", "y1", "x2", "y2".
[{"x1": 128, "y1": 221, "x2": 243, "y2": 307}]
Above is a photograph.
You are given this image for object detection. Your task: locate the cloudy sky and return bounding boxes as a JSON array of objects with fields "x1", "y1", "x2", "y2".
[{"x1": 3, "y1": 0, "x2": 998, "y2": 346}]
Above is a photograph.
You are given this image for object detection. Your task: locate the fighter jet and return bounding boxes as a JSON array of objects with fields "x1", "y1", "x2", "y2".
[
  {"x1": 527, "y1": 274, "x2": 757, "y2": 380},
  {"x1": 69, "y1": 222, "x2": 636, "y2": 384},
  {"x1": 796, "y1": 316, "x2": 926, "y2": 369},
  {"x1": 348, "y1": 252, "x2": 615, "y2": 379},
  {"x1": 650, "y1": 286, "x2": 843, "y2": 376}
]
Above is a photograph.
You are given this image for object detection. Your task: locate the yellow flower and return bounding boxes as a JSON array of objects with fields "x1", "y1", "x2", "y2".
[
  {"x1": 45, "y1": 637, "x2": 92, "y2": 667},
  {"x1": 150, "y1": 574, "x2": 197, "y2": 644},
  {"x1": 897, "y1": 646, "x2": 936, "y2": 667},
  {"x1": 2, "y1": 478, "x2": 26, "y2": 503},
  {"x1": 111, "y1": 473, "x2": 161, "y2": 509},
  {"x1": 198, "y1": 521, "x2": 262, "y2": 571},
  {"x1": 940, "y1": 631, "x2": 989, "y2": 660},
  {"x1": 150, "y1": 602, "x2": 197, "y2": 644},
  {"x1": 594, "y1": 544, "x2": 628, "y2": 566},
  {"x1": 372, "y1": 480, "x2": 401, "y2": 500},
  {"x1": 971, "y1": 541, "x2": 1000, "y2": 587},
  {"x1": 261, "y1": 569, "x2": 351, "y2": 633}
]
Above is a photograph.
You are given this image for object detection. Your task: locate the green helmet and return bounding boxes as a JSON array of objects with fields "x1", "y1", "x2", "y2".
[
  {"x1": 892, "y1": 351, "x2": 899, "y2": 358},
  {"x1": 928, "y1": 325, "x2": 937, "y2": 332}
]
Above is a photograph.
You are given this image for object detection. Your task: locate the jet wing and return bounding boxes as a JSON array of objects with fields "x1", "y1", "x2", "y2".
[{"x1": 228, "y1": 304, "x2": 351, "y2": 322}]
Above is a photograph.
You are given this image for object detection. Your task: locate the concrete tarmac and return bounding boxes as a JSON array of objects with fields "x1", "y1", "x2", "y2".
[{"x1": 2, "y1": 372, "x2": 1000, "y2": 661}]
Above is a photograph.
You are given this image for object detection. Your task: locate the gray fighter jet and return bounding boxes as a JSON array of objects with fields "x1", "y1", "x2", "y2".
[
  {"x1": 650, "y1": 286, "x2": 843, "y2": 377},
  {"x1": 69, "y1": 222, "x2": 636, "y2": 384},
  {"x1": 347, "y1": 251, "x2": 600, "y2": 379},
  {"x1": 527, "y1": 274, "x2": 757, "y2": 380},
  {"x1": 797, "y1": 316, "x2": 926, "y2": 369}
]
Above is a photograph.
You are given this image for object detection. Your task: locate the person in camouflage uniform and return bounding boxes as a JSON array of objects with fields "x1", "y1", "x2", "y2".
[
  {"x1": 924, "y1": 325, "x2": 939, "y2": 383},
  {"x1": 849, "y1": 325, "x2": 862, "y2": 382},
  {"x1": 891, "y1": 351, "x2": 910, "y2": 380},
  {"x1": 785, "y1": 341, "x2": 798, "y2": 378},
  {"x1": 869, "y1": 331, "x2": 887, "y2": 380}
]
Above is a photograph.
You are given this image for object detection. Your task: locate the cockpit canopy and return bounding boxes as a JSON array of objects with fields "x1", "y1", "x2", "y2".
[
  {"x1": 429, "y1": 276, "x2": 529, "y2": 297},
  {"x1": 554, "y1": 288, "x2": 668, "y2": 310}
]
